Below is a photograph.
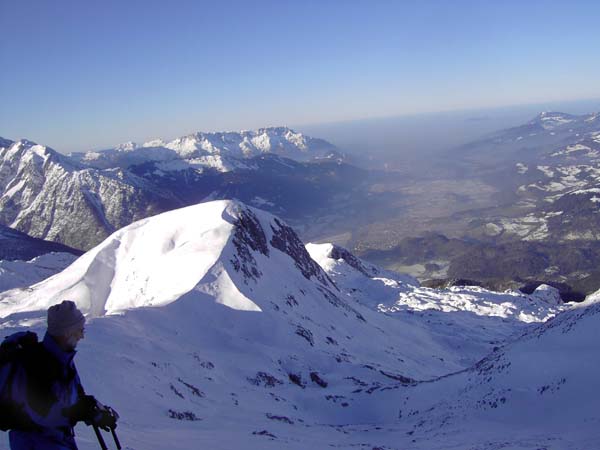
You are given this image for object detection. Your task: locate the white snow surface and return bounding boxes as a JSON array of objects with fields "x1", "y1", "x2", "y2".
[
  {"x1": 0, "y1": 253, "x2": 77, "y2": 292},
  {"x1": 0, "y1": 200, "x2": 597, "y2": 450},
  {"x1": 538, "y1": 112, "x2": 574, "y2": 130},
  {"x1": 515, "y1": 162, "x2": 528, "y2": 174},
  {"x1": 0, "y1": 201, "x2": 256, "y2": 317},
  {"x1": 306, "y1": 243, "x2": 559, "y2": 321}
]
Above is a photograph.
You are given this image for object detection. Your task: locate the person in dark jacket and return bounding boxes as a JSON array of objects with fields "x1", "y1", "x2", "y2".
[{"x1": 8, "y1": 300, "x2": 116, "y2": 450}]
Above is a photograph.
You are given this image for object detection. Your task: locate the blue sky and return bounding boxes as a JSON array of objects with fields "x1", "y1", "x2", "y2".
[{"x1": 1, "y1": 0, "x2": 600, "y2": 152}]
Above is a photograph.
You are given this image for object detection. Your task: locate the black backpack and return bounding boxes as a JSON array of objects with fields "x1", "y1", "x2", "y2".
[{"x1": 0, "y1": 331, "x2": 39, "y2": 431}]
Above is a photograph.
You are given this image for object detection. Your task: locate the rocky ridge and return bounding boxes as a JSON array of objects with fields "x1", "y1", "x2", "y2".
[
  {"x1": 0, "y1": 139, "x2": 177, "y2": 250},
  {"x1": 0, "y1": 129, "x2": 349, "y2": 250}
]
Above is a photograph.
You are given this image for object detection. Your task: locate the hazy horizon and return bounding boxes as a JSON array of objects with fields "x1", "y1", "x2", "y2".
[
  {"x1": 2, "y1": 1, "x2": 600, "y2": 153},
  {"x1": 299, "y1": 97, "x2": 600, "y2": 163},
  {"x1": 2, "y1": 98, "x2": 600, "y2": 161}
]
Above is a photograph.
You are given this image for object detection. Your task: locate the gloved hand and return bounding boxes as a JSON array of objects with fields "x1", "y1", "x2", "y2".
[
  {"x1": 62, "y1": 395, "x2": 98, "y2": 424},
  {"x1": 93, "y1": 404, "x2": 119, "y2": 431}
]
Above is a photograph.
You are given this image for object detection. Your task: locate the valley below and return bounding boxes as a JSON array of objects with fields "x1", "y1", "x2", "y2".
[{"x1": 298, "y1": 112, "x2": 600, "y2": 302}]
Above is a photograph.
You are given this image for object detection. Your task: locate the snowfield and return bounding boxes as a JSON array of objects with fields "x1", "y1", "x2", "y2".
[
  {"x1": 0, "y1": 200, "x2": 598, "y2": 449},
  {"x1": 0, "y1": 252, "x2": 77, "y2": 292}
]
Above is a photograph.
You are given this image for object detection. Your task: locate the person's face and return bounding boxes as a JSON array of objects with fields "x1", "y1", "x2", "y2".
[{"x1": 65, "y1": 325, "x2": 85, "y2": 350}]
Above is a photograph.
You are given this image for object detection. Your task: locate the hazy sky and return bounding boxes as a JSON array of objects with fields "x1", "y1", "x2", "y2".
[{"x1": 2, "y1": 0, "x2": 600, "y2": 152}]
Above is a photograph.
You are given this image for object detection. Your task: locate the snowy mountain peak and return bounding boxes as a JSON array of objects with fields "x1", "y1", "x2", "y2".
[
  {"x1": 0, "y1": 138, "x2": 174, "y2": 250},
  {"x1": 0, "y1": 138, "x2": 76, "y2": 170},
  {"x1": 530, "y1": 283, "x2": 562, "y2": 306},
  {"x1": 307, "y1": 242, "x2": 416, "y2": 283},
  {"x1": 70, "y1": 127, "x2": 343, "y2": 174},
  {"x1": 525, "y1": 111, "x2": 599, "y2": 132},
  {"x1": 0, "y1": 127, "x2": 351, "y2": 251},
  {"x1": 158, "y1": 126, "x2": 340, "y2": 162},
  {"x1": 0, "y1": 137, "x2": 15, "y2": 149},
  {"x1": 0, "y1": 200, "x2": 335, "y2": 318},
  {"x1": 115, "y1": 141, "x2": 138, "y2": 151},
  {"x1": 141, "y1": 138, "x2": 166, "y2": 148},
  {"x1": 531, "y1": 111, "x2": 576, "y2": 129}
]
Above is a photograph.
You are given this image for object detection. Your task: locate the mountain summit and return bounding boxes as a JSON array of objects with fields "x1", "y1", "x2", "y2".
[
  {"x1": 73, "y1": 127, "x2": 343, "y2": 172},
  {"x1": 0, "y1": 138, "x2": 174, "y2": 250},
  {"x1": 0, "y1": 200, "x2": 338, "y2": 318}
]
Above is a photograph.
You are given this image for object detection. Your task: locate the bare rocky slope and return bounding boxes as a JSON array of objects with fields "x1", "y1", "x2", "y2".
[{"x1": 0, "y1": 139, "x2": 176, "y2": 250}]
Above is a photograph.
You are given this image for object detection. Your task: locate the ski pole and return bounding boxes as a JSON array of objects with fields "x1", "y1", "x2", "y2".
[
  {"x1": 111, "y1": 428, "x2": 122, "y2": 450},
  {"x1": 93, "y1": 424, "x2": 108, "y2": 450}
]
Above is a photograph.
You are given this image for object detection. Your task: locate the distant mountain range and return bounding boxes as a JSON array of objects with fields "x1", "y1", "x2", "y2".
[
  {"x1": 0, "y1": 128, "x2": 359, "y2": 250},
  {"x1": 70, "y1": 127, "x2": 344, "y2": 170},
  {"x1": 458, "y1": 111, "x2": 600, "y2": 165}
]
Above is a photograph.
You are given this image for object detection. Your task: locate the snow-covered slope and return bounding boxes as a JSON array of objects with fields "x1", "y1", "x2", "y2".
[
  {"x1": 303, "y1": 242, "x2": 600, "y2": 449},
  {"x1": 0, "y1": 252, "x2": 77, "y2": 293},
  {"x1": 73, "y1": 127, "x2": 343, "y2": 173},
  {"x1": 361, "y1": 298, "x2": 600, "y2": 449},
  {"x1": 307, "y1": 242, "x2": 419, "y2": 307},
  {"x1": 0, "y1": 139, "x2": 176, "y2": 250},
  {"x1": 307, "y1": 242, "x2": 561, "y2": 318},
  {"x1": 0, "y1": 200, "x2": 582, "y2": 450},
  {"x1": 308, "y1": 242, "x2": 564, "y2": 366}
]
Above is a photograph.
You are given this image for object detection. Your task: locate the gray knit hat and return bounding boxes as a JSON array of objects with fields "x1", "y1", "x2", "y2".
[{"x1": 47, "y1": 300, "x2": 85, "y2": 337}]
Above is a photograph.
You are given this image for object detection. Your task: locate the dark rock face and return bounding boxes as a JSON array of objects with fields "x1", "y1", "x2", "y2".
[
  {"x1": 230, "y1": 209, "x2": 269, "y2": 282},
  {"x1": 288, "y1": 373, "x2": 305, "y2": 388},
  {"x1": 167, "y1": 410, "x2": 201, "y2": 421},
  {"x1": 295, "y1": 325, "x2": 314, "y2": 346},
  {"x1": 228, "y1": 207, "x2": 370, "y2": 321},
  {"x1": 0, "y1": 141, "x2": 176, "y2": 250},
  {"x1": 270, "y1": 218, "x2": 332, "y2": 287},
  {"x1": 310, "y1": 371, "x2": 328, "y2": 388},
  {"x1": 247, "y1": 372, "x2": 283, "y2": 388},
  {"x1": 330, "y1": 244, "x2": 377, "y2": 277}
]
